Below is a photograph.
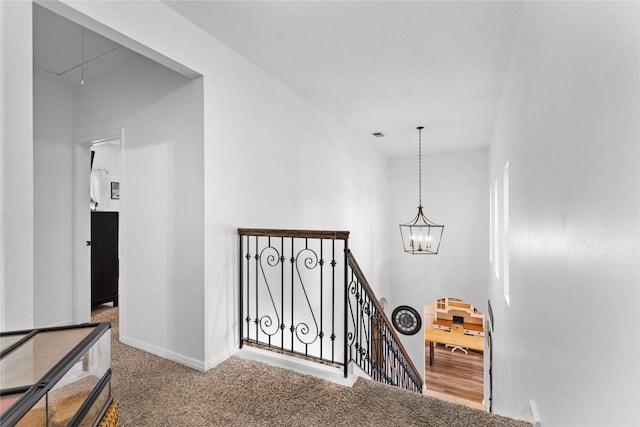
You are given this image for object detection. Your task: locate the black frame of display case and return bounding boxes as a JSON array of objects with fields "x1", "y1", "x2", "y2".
[
  {"x1": 70, "y1": 369, "x2": 113, "y2": 427},
  {"x1": 0, "y1": 322, "x2": 111, "y2": 427}
]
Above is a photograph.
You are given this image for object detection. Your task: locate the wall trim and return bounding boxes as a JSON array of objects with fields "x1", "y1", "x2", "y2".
[
  {"x1": 236, "y1": 345, "x2": 361, "y2": 388},
  {"x1": 203, "y1": 349, "x2": 236, "y2": 372},
  {"x1": 120, "y1": 333, "x2": 206, "y2": 372}
]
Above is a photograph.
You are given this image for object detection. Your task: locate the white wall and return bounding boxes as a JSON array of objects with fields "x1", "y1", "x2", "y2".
[
  {"x1": 0, "y1": 0, "x2": 6, "y2": 332},
  {"x1": 91, "y1": 142, "x2": 121, "y2": 212},
  {"x1": 59, "y1": 1, "x2": 390, "y2": 369},
  {"x1": 0, "y1": 1, "x2": 34, "y2": 331},
  {"x1": 33, "y1": 70, "x2": 74, "y2": 327},
  {"x1": 489, "y1": 2, "x2": 639, "y2": 425},
  {"x1": 387, "y1": 148, "x2": 489, "y2": 378},
  {"x1": 200, "y1": 60, "x2": 390, "y2": 368}
]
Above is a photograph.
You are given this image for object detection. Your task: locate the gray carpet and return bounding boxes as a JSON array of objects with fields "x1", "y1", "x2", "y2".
[{"x1": 92, "y1": 306, "x2": 531, "y2": 426}]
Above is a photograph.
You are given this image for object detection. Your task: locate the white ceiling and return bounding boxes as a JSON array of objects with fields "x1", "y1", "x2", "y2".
[
  {"x1": 33, "y1": 4, "x2": 123, "y2": 83},
  {"x1": 164, "y1": 1, "x2": 523, "y2": 156},
  {"x1": 33, "y1": 2, "x2": 523, "y2": 157}
]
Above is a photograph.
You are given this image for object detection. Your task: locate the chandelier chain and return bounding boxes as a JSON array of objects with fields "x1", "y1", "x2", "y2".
[{"x1": 418, "y1": 127, "x2": 422, "y2": 207}]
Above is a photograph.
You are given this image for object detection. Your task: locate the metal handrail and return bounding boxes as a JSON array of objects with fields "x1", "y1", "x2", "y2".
[{"x1": 238, "y1": 228, "x2": 349, "y2": 240}]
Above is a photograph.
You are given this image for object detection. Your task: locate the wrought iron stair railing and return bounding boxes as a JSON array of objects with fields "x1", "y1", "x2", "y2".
[
  {"x1": 346, "y1": 251, "x2": 423, "y2": 393},
  {"x1": 238, "y1": 228, "x2": 423, "y2": 393}
]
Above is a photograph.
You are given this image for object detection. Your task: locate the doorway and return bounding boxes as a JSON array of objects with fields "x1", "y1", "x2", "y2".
[
  {"x1": 36, "y1": 3, "x2": 203, "y2": 364},
  {"x1": 424, "y1": 297, "x2": 485, "y2": 410},
  {"x1": 73, "y1": 132, "x2": 123, "y2": 323},
  {"x1": 89, "y1": 138, "x2": 122, "y2": 309}
]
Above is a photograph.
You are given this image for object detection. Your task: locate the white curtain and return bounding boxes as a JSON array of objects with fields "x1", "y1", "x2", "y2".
[{"x1": 90, "y1": 168, "x2": 109, "y2": 210}]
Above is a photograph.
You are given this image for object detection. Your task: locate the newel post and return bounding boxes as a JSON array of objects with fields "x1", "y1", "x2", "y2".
[
  {"x1": 238, "y1": 234, "x2": 244, "y2": 349},
  {"x1": 343, "y1": 240, "x2": 349, "y2": 378}
]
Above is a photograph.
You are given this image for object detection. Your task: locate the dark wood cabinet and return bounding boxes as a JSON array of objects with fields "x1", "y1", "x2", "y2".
[{"x1": 91, "y1": 211, "x2": 119, "y2": 307}]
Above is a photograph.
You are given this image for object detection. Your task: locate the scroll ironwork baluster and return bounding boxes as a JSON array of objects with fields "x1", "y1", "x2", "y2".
[
  {"x1": 357, "y1": 279, "x2": 363, "y2": 367},
  {"x1": 345, "y1": 249, "x2": 423, "y2": 392},
  {"x1": 257, "y1": 237, "x2": 281, "y2": 345},
  {"x1": 293, "y1": 245, "x2": 320, "y2": 351}
]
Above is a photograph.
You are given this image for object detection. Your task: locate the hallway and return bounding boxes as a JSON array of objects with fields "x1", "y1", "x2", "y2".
[{"x1": 90, "y1": 305, "x2": 526, "y2": 426}]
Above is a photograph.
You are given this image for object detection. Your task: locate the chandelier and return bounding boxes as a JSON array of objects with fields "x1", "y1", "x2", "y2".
[{"x1": 399, "y1": 126, "x2": 444, "y2": 254}]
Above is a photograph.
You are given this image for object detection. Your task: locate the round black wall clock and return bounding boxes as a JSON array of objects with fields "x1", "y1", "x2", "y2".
[{"x1": 391, "y1": 305, "x2": 422, "y2": 335}]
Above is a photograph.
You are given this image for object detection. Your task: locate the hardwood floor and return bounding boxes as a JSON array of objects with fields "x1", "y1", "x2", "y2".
[{"x1": 424, "y1": 341, "x2": 484, "y2": 408}]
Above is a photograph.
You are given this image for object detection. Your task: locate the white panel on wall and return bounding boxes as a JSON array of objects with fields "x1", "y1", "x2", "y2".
[
  {"x1": 488, "y1": 2, "x2": 639, "y2": 425},
  {"x1": 33, "y1": 70, "x2": 74, "y2": 327},
  {"x1": 1, "y1": 0, "x2": 34, "y2": 331},
  {"x1": 0, "y1": 0, "x2": 4, "y2": 331},
  {"x1": 502, "y1": 161, "x2": 509, "y2": 306},
  {"x1": 493, "y1": 178, "x2": 499, "y2": 280},
  {"x1": 489, "y1": 184, "x2": 493, "y2": 264}
]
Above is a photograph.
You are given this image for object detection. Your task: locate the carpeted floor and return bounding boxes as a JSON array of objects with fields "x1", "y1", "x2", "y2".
[{"x1": 92, "y1": 306, "x2": 531, "y2": 426}]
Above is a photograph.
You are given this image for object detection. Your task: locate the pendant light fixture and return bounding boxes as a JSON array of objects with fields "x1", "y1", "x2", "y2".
[{"x1": 399, "y1": 126, "x2": 444, "y2": 254}]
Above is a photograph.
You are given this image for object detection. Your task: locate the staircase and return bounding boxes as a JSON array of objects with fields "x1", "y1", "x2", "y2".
[{"x1": 238, "y1": 228, "x2": 423, "y2": 393}]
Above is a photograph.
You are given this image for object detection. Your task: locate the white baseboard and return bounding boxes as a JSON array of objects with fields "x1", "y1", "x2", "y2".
[
  {"x1": 530, "y1": 400, "x2": 542, "y2": 427},
  {"x1": 120, "y1": 334, "x2": 206, "y2": 371},
  {"x1": 237, "y1": 345, "x2": 359, "y2": 388},
  {"x1": 117, "y1": 335, "x2": 367, "y2": 387},
  {"x1": 349, "y1": 359, "x2": 371, "y2": 381},
  {"x1": 519, "y1": 399, "x2": 542, "y2": 427},
  {"x1": 203, "y1": 348, "x2": 236, "y2": 371}
]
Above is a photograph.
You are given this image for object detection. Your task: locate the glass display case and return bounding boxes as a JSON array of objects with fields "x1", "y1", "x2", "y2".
[{"x1": 0, "y1": 322, "x2": 113, "y2": 427}]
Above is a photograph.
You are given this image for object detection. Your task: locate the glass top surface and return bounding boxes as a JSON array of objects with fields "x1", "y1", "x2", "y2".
[
  {"x1": 0, "y1": 327, "x2": 94, "y2": 390},
  {"x1": 0, "y1": 334, "x2": 29, "y2": 354}
]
